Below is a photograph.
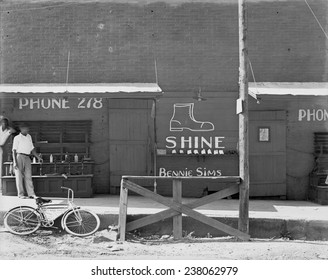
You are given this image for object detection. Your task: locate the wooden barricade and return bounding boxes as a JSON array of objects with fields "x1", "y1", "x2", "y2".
[{"x1": 117, "y1": 176, "x2": 250, "y2": 241}]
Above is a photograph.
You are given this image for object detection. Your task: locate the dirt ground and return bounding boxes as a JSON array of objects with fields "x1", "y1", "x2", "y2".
[{"x1": 1, "y1": 227, "x2": 328, "y2": 260}]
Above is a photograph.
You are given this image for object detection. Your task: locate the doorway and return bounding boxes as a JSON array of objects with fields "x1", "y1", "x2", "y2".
[
  {"x1": 108, "y1": 99, "x2": 154, "y2": 193},
  {"x1": 249, "y1": 111, "x2": 287, "y2": 198}
]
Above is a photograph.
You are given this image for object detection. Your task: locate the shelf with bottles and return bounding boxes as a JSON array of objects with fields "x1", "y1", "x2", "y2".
[
  {"x1": 2, "y1": 155, "x2": 94, "y2": 177},
  {"x1": 33, "y1": 152, "x2": 92, "y2": 164}
]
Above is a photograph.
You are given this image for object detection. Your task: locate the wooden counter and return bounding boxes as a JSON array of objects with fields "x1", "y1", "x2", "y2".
[
  {"x1": 1, "y1": 160, "x2": 94, "y2": 197},
  {"x1": 1, "y1": 174, "x2": 94, "y2": 198}
]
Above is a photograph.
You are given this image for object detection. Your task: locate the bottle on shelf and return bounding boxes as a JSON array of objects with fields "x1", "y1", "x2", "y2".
[
  {"x1": 54, "y1": 157, "x2": 57, "y2": 173},
  {"x1": 74, "y1": 154, "x2": 79, "y2": 163},
  {"x1": 7, "y1": 153, "x2": 12, "y2": 162},
  {"x1": 9, "y1": 162, "x2": 13, "y2": 176},
  {"x1": 65, "y1": 152, "x2": 69, "y2": 162},
  {"x1": 49, "y1": 154, "x2": 53, "y2": 163},
  {"x1": 39, "y1": 154, "x2": 43, "y2": 175}
]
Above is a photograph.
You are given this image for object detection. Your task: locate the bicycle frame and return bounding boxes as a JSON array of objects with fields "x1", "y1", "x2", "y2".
[{"x1": 36, "y1": 186, "x2": 80, "y2": 226}]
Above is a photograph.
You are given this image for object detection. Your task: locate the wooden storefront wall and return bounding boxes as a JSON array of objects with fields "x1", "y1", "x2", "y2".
[{"x1": 2, "y1": 93, "x2": 325, "y2": 200}]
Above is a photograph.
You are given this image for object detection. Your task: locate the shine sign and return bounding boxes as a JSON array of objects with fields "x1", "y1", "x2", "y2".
[{"x1": 165, "y1": 103, "x2": 225, "y2": 155}]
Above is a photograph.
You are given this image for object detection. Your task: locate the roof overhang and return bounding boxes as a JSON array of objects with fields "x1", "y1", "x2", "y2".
[
  {"x1": 0, "y1": 83, "x2": 163, "y2": 99},
  {"x1": 249, "y1": 82, "x2": 328, "y2": 99}
]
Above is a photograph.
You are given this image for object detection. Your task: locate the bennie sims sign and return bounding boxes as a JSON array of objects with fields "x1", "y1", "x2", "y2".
[
  {"x1": 159, "y1": 103, "x2": 225, "y2": 178},
  {"x1": 159, "y1": 167, "x2": 222, "y2": 177}
]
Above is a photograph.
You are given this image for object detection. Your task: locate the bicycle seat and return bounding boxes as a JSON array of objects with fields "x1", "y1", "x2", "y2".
[{"x1": 36, "y1": 197, "x2": 52, "y2": 205}]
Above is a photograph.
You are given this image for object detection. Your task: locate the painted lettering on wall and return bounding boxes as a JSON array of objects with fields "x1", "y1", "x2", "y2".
[
  {"x1": 298, "y1": 109, "x2": 328, "y2": 121},
  {"x1": 159, "y1": 167, "x2": 222, "y2": 177},
  {"x1": 18, "y1": 97, "x2": 103, "y2": 110},
  {"x1": 166, "y1": 136, "x2": 225, "y2": 149},
  {"x1": 165, "y1": 103, "x2": 225, "y2": 154}
]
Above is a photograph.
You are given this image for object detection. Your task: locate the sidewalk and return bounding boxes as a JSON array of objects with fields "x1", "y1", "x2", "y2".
[{"x1": 1, "y1": 195, "x2": 328, "y2": 240}]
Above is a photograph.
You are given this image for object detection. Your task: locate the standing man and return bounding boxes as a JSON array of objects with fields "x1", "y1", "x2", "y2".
[
  {"x1": 0, "y1": 117, "x2": 15, "y2": 191},
  {"x1": 12, "y1": 123, "x2": 42, "y2": 199}
]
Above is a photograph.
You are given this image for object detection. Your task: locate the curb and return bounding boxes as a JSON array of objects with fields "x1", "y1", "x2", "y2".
[{"x1": 2, "y1": 211, "x2": 326, "y2": 241}]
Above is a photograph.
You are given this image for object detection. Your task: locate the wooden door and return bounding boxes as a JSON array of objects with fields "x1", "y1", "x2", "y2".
[
  {"x1": 249, "y1": 111, "x2": 286, "y2": 197},
  {"x1": 108, "y1": 99, "x2": 154, "y2": 189}
]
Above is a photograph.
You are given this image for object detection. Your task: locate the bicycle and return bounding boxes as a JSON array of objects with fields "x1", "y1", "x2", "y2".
[{"x1": 4, "y1": 185, "x2": 100, "y2": 237}]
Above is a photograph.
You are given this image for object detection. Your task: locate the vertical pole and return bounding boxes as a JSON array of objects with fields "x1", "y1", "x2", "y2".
[
  {"x1": 238, "y1": 0, "x2": 250, "y2": 234},
  {"x1": 0, "y1": 10, "x2": 4, "y2": 84},
  {"x1": 172, "y1": 179, "x2": 182, "y2": 240},
  {"x1": 65, "y1": 50, "x2": 70, "y2": 86},
  {"x1": 118, "y1": 179, "x2": 128, "y2": 241}
]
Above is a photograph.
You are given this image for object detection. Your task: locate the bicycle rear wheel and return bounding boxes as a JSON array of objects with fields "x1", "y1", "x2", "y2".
[
  {"x1": 4, "y1": 206, "x2": 41, "y2": 235},
  {"x1": 63, "y1": 209, "x2": 100, "y2": 237}
]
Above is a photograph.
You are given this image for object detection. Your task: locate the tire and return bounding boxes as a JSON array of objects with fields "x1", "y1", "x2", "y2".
[
  {"x1": 4, "y1": 206, "x2": 41, "y2": 235},
  {"x1": 63, "y1": 209, "x2": 100, "y2": 237}
]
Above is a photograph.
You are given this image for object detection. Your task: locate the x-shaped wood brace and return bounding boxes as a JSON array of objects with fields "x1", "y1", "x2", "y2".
[{"x1": 122, "y1": 179, "x2": 250, "y2": 241}]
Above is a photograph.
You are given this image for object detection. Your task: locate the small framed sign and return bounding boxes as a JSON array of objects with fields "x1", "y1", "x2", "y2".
[{"x1": 258, "y1": 127, "x2": 270, "y2": 142}]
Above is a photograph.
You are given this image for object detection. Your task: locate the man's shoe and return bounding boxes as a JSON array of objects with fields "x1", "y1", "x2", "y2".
[{"x1": 35, "y1": 197, "x2": 52, "y2": 205}]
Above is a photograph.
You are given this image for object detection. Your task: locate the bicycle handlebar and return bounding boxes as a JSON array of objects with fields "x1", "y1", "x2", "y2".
[{"x1": 60, "y1": 185, "x2": 74, "y2": 201}]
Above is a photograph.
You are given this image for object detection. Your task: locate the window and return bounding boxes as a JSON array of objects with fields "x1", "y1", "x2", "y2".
[
  {"x1": 258, "y1": 127, "x2": 270, "y2": 142},
  {"x1": 314, "y1": 132, "x2": 328, "y2": 154}
]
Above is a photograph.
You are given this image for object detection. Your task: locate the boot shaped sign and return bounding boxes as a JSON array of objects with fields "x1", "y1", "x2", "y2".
[
  {"x1": 170, "y1": 103, "x2": 214, "y2": 132},
  {"x1": 165, "y1": 103, "x2": 225, "y2": 155}
]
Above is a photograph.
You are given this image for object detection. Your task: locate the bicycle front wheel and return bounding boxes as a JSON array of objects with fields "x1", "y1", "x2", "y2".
[
  {"x1": 63, "y1": 209, "x2": 100, "y2": 237},
  {"x1": 4, "y1": 206, "x2": 41, "y2": 235}
]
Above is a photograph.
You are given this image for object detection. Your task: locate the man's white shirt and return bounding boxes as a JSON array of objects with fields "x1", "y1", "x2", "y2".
[
  {"x1": 12, "y1": 133, "x2": 35, "y2": 154},
  {"x1": 0, "y1": 128, "x2": 11, "y2": 146}
]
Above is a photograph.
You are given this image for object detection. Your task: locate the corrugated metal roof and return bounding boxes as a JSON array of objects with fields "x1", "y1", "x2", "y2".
[
  {"x1": 0, "y1": 83, "x2": 162, "y2": 93},
  {"x1": 249, "y1": 82, "x2": 328, "y2": 98}
]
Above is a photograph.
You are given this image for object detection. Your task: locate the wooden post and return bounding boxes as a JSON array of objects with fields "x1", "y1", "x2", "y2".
[
  {"x1": 238, "y1": 0, "x2": 250, "y2": 234},
  {"x1": 118, "y1": 179, "x2": 128, "y2": 241},
  {"x1": 172, "y1": 179, "x2": 182, "y2": 240}
]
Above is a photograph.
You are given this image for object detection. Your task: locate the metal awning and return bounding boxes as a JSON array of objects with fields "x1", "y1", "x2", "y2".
[
  {"x1": 249, "y1": 82, "x2": 328, "y2": 99},
  {"x1": 0, "y1": 83, "x2": 163, "y2": 98}
]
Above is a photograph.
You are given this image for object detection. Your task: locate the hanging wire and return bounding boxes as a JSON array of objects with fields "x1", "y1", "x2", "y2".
[
  {"x1": 304, "y1": 0, "x2": 328, "y2": 40},
  {"x1": 248, "y1": 58, "x2": 257, "y2": 88},
  {"x1": 65, "y1": 50, "x2": 71, "y2": 88},
  {"x1": 247, "y1": 58, "x2": 259, "y2": 101},
  {"x1": 154, "y1": 58, "x2": 158, "y2": 85}
]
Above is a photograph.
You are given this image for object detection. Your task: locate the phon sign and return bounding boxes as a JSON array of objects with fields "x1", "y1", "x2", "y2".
[
  {"x1": 19, "y1": 97, "x2": 69, "y2": 109},
  {"x1": 298, "y1": 109, "x2": 328, "y2": 121}
]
